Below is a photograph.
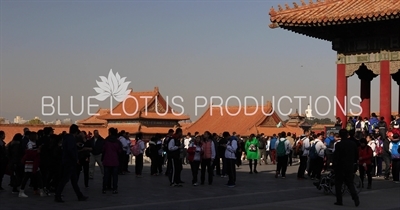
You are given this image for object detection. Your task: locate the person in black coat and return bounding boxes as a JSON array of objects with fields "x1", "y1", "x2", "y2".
[
  {"x1": 76, "y1": 131, "x2": 92, "y2": 188},
  {"x1": 333, "y1": 129, "x2": 359, "y2": 207},
  {"x1": 382, "y1": 135, "x2": 391, "y2": 180},
  {"x1": 217, "y1": 135, "x2": 228, "y2": 177},
  {"x1": 54, "y1": 124, "x2": 88, "y2": 203},
  {"x1": 0, "y1": 131, "x2": 7, "y2": 191},
  {"x1": 378, "y1": 117, "x2": 388, "y2": 140},
  {"x1": 7, "y1": 133, "x2": 24, "y2": 193},
  {"x1": 149, "y1": 135, "x2": 162, "y2": 175},
  {"x1": 48, "y1": 134, "x2": 63, "y2": 192}
]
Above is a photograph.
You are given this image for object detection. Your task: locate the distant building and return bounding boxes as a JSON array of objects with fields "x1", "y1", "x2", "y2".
[
  {"x1": 305, "y1": 104, "x2": 314, "y2": 119},
  {"x1": 14, "y1": 116, "x2": 25, "y2": 124},
  {"x1": 62, "y1": 118, "x2": 72, "y2": 125},
  {"x1": 78, "y1": 87, "x2": 190, "y2": 139},
  {"x1": 286, "y1": 109, "x2": 305, "y2": 127},
  {"x1": 0, "y1": 117, "x2": 9, "y2": 124}
]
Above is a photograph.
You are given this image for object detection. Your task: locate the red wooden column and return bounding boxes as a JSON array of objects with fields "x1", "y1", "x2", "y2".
[
  {"x1": 336, "y1": 64, "x2": 347, "y2": 128},
  {"x1": 360, "y1": 78, "x2": 371, "y2": 119},
  {"x1": 380, "y1": 60, "x2": 391, "y2": 126}
]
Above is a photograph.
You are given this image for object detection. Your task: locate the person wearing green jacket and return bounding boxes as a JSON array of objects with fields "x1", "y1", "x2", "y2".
[{"x1": 245, "y1": 134, "x2": 259, "y2": 174}]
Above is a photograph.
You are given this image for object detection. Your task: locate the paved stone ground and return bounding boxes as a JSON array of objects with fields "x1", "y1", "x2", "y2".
[{"x1": 1, "y1": 160, "x2": 399, "y2": 210}]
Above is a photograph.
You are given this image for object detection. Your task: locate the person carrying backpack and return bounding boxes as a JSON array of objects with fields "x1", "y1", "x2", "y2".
[
  {"x1": 269, "y1": 134, "x2": 278, "y2": 164},
  {"x1": 346, "y1": 117, "x2": 355, "y2": 132},
  {"x1": 363, "y1": 118, "x2": 370, "y2": 135},
  {"x1": 163, "y1": 129, "x2": 174, "y2": 176},
  {"x1": 354, "y1": 117, "x2": 363, "y2": 132},
  {"x1": 389, "y1": 133, "x2": 400, "y2": 183},
  {"x1": 297, "y1": 132, "x2": 311, "y2": 179},
  {"x1": 371, "y1": 135, "x2": 383, "y2": 177},
  {"x1": 275, "y1": 132, "x2": 290, "y2": 178},
  {"x1": 309, "y1": 133, "x2": 326, "y2": 180},
  {"x1": 258, "y1": 135, "x2": 267, "y2": 165}
]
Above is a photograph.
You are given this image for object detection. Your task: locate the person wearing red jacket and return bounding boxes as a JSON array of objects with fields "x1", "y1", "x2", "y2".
[
  {"x1": 358, "y1": 138, "x2": 373, "y2": 189},
  {"x1": 19, "y1": 131, "x2": 46, "y2": 197},
  {"x1": 391, "y1": 122, "x2": 400, "y2": 137}
]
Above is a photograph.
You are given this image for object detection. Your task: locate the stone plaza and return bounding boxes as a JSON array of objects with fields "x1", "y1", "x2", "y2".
[{"x1": 1, "y1": 160, "x2": 399, "y2": 210}]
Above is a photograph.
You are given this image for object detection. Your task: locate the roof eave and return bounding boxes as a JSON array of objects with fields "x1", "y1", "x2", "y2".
[
  {"x1": 269, "y1": 23, "x2": 279, "y2": 29},
  {"x1": 275, "y1": 24, "x2": 332, "y2": 41},
  {"x1": 140, "y1": 116, "x2": 190, "y2": 120}
]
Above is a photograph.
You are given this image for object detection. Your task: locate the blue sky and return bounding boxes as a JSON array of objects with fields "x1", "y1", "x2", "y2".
[{"x1": 0, "y1": 0, "x2": 399, "y2": 122}]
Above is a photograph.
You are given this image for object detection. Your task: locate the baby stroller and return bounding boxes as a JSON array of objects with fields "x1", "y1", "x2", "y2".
[
  {"x1": 314, "y1": 170, "x2": 362, "y2": 195},
  {"x1": 314, "y1": 170, "x2": 336, "y2": 195}
]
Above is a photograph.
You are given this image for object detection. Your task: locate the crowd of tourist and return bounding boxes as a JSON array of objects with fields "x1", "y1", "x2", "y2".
[{"x1": 0, "y1": 113, "x2": 399, "y2": 204}]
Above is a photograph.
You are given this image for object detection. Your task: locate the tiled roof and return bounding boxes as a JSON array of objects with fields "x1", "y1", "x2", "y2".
[
  {"x1": 269, "y1": 0, "x2": 400, "y2": 28},
  {"x1": 311, "y1": 123, "x2": 335, "y2": 131},
  {"x1": 288, "y1": 111, "x2": 305, "y2": 118},
  {"x1": 77, "y1": 108, "x2": 108, "y2": 125},
  {"x1": 285, "y1": 119, "x2": 304, "y2": 127},
  {"x1": 100, "y1": 87, "x2": 190, "y2": 120},
  {"x1": 185, "y1": 102, "x2": 283, "y2": 136},
  {"x1": 100, "y1": 88, "x2": 157, "y2": 120},
  {"x1": 140, "y1": 112, "x2": 190, "y2": 120}
]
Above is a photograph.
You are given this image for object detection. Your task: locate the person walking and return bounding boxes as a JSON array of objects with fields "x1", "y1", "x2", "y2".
[
  {"x1": 275, "y1": 132, "x2": 290, "y2": 178},
  {"x1": 76, "y1": 131, "x2": 91, "y2": 188},
  {"x1": 54, "y1": 124, "x2": 88, "y2": 203},
  {"x1": 0, "y1": 131, "x2": 7, "y2": 191},
  {"x1": 358, "y1": 138, "x2": 373, "y2": 189},
  {"x1": 258, "y1": 135, "x2": 267, "y2": 165},
  {"x1": 102, "y1": 128, "x2": 122, "y2": 194},
  {"x1": 88, "y1": 130, "x2": 104, "y2": 179},
  {"x1": 309, "y1": 133, "x2": 326, "y2": 180},
  {"x1": 245, "y1": 134, "x2": 259, "y2": 174},
  {"x1": 389, "y1": 133, "x2": 400, "y2": 183},
  {"x1": 200, "y1": 131, "x2": 215, "y2": 185},
  {"x1": 286, "y1": 132, "x2": 295, "y2": 166},
  {"x1": 269, "y1": 134, "x2": 278, "y2": 164},
  {"x1": 188, "y1": 135, "x2": 202, "y2": 186},
  {"x1": 168, "y1": 128, "x2": 184, "y2": 186},
  {"x1": 297, "y1": 132, "x2": 310, "y2": 179},
  {"x1": 134, "y1": 132, "x2": 145, "y2": 177},
  {"x1": 224, "y1": 132, "x2": 237, "y2": 187},
  {"x1": 149, "y1": 134, "x2": 163, "y2": 176},
  {"x1": 333, "y1": 129, "x2": 359, "y2": 207}
]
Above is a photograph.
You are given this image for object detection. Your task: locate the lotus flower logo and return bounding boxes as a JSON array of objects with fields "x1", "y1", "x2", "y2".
[{"x1": 94, "y1": 69, "x2": 131, "y2": 102}]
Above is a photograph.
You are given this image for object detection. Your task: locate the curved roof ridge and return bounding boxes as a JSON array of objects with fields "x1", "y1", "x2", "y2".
[
  {"x1": 270, "y1": 0, "x2": 341, "y2": 17},
  {"x1": 254, "y1": 105, "x2": 273, "y2": 126},
  {"x1": 185, "y1": 105, "x2": 211, "y2": 130},
  {"x1": 270, "y1": 0, "x2": 400, "y2": 31},
  {"x1": 101, "y1": 88, "x2": 158, "y2": 118}
]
